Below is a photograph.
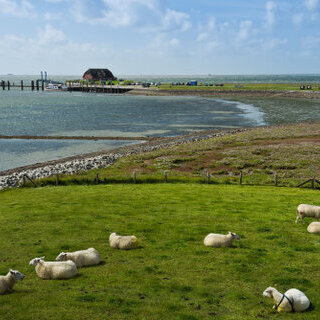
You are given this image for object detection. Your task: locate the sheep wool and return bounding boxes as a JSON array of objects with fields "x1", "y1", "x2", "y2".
[
  {"x1": 29, "y1": 257, "x2": 78, "y2": 280},
  {"x1": 204, "y1": 232, "x2": 240, "y2": 248},
  {"x1": 55, "y1": 248, "x2": 101, "y2": 267},
  {"x1": 109, "y1": 233, "x2": 140, "y2": 250},
  {"x1": 296, "y1": 204, "x2": 320, "y2": 224},
  {"x1": 0, "y1": 269, "x2": 24, "y2": 294},
  {"x1": 307, "y1": 222, "x2": 320, "y2": 234},
  {"x1": 263, "y1": 287, "x2": 310, "y2": 312}
]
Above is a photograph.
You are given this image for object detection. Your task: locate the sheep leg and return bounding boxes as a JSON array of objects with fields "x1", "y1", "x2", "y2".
[{"x1": 295, "y1": 211, "x2": 300, "y2": 223}]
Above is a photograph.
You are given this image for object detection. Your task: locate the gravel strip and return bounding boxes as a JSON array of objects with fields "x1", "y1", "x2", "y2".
[{"x1": 0, "y1": 128, "x2": 245, "y2": 190}]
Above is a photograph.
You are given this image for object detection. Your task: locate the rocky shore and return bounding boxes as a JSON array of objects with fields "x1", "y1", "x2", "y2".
[{"x1": 0, "y1": 128, "x2": 245, "y2": 190}]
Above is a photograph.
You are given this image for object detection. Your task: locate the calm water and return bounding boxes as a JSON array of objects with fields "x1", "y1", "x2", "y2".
[
  {"x1": 0, "y1": 74, "x2": 319, "y2": 172},
  {"x1": 2, "y1": 74, "x2": 320, "y2": 84}
]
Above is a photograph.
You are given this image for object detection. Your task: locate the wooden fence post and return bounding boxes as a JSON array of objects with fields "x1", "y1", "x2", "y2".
[
  {"x1": 133, "y1": 172, "x2": 136, "y2": 184},
  {"x1": 31, "y1": 80, "x2": 34, "y2": 91},
  {"x1": 7, "y1": 81, "x2": 10, "y2": 90},
  {"x1": 206, "y1": 171, "x2": 211, "y2": 184},
  {"x1": 36, "y1": 80, "x2": 39, "y2": 91},
  {"x1": 95, "y1": 173, "x2": 99, "y2": 184},
  {"x1": 164, "y1": 171, "x2": 168, "y2": 183},
  {"x1": 55, "y1": 174, "x2": 59, "y2": 186},
  {"x1": 239, "y1": 171, "x2": 243, "y2": 185},
  {"x1": 1, "y1": 80, "x2": 5, "y2": 90},
  {"x1": 22, "y1": 175, "x2": 26, "y2": 187},
  {"x1": 274, "y1": 173, "x2": 278, "y2": 186},
  {"x1": 24, "y1": 175, "x2": 37, "y2": 188},
  {"x1": 21, "y1": 80, "x2": 24, "y2": 90}
]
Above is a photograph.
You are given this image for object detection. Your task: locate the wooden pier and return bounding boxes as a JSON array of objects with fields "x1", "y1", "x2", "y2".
[
  {"x1": 0, "y1": 80, "x2": 134, "y2": 93},
  {"x1": 66, "y1": 82, "x2": 134, "y2": 93}
]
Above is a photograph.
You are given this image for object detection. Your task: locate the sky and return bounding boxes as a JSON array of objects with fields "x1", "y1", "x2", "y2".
[{"x1": 0, "y1": 0, "x2": 319, "y2": 75}]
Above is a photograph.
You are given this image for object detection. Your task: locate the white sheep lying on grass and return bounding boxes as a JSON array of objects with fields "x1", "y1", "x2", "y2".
[
  {"x1": 0, "y1": 269, "x2": 24, "y2": 294},
  {"x1": 263, "y1": 287, "x2": 310, "y2": 312},
  {"x1": 29, "y1": 257, "x2": 78, "y2": 279},
  {"x1": 296, "y1": 204, "x2": 320, "y2": 224},
  {"x1": 109, "y1": 233, "x2": 140, "y2": 250},
  {"x1": 204, "y1": 232, "x2": 240, "y2": 247},
  {"x1": 55, "y1": 248, "x2": 101, "y2": 267},
  {"x1": 307, "y1": 222, "x2": 320, "y2": 234}
]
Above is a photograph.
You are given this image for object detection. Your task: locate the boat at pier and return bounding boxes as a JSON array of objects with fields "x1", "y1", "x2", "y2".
[{"x1": 44, "y1": 82, "x2": 67, "y2": 91}]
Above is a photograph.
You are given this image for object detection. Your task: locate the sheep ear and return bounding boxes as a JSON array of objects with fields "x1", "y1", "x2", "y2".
[
  {"x1": 40, "y1": 256, "x2": 45, "y2": 260},
  {"x1": 9, "y1": 269, "x2": 13, "y2": 273}
]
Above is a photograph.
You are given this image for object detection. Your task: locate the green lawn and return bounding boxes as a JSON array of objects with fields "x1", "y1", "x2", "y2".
[{"x1": 0, "y1": 184, "x2": 319, "y2": 320}]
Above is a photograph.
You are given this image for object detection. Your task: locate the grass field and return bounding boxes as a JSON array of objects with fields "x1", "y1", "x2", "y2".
[{"x1": 0, "y1": 184, "x2": 320, "y2": 320}]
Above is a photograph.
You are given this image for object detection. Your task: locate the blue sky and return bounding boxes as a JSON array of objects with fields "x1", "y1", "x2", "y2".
[{"x1": 0, "y1": 0, "x2": 319, "y2": 75}]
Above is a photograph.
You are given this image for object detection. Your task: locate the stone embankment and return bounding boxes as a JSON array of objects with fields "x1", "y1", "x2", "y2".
[{"x1": 0, "y1": 129, "x2": 245, "y2": 190}]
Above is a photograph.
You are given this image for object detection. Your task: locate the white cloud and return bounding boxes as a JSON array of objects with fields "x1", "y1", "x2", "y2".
[
  {"x1": 162, "y1": 9, "x2": 191, "y2": 32},
  {"x1": 304, "y1": 0, "x2": 318, "y2": 10},
  {"x1": 0, "y1": 0, "x2": 34, "y2": 17},
  {"x1": 169, "y1": 38, "x2": 179, "y2": 47},
  {"x1": 237, "y1": 20, "x2": 253, "y2": 41},
  {"x1": 197, "y1": 32, "x2": 209, "y2": 42},
  {"x1": 0, "y1": 26, "x2": 113, "y2": 74},
  {"x1": 72, "y1": 0, "x2": 191, "y2": 32},
  {"x1": 265, "y1": 1, "x2": 277, "y2": 29},
  {"x1": 38, "y1": 24, "x2": 66, "y2": 45}
]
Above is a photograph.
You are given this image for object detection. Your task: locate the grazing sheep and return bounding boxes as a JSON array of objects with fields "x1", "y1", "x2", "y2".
[
  {"x1": 307, "y1": 222, "x2": 320, "y2": 234},
  {"x1": 29, "y1": 257, "x2": 78, "y2": 280},
  {"x1": 0, "y1": 269, "x2": 24, "y2": 294},
  {"x1": 263, "y1": 287, "x2": 310, "y2": 312},
  {"x1": 203, "y1": 232, "x2": 240, "y2": 247},
  {"x1": 55, "y1": 248, "x2": 101, "y2": 267},
  {"x1": 296, "y1": 204, "x2": 320, "y2": 224},
  {"x1": 109, "y1": 233, "x2": 140, "y2": 250}
]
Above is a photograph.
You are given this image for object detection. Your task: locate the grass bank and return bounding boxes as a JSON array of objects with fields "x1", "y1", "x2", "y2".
[
  {"x1": 35, "y1": 122, "x2": 320, "y2": 189},
  {"x1": 0, "y1": 184, "x2": 319, "y2": 319},
  {"x1": 158, "y1": 83, "x2": 320, "y2": 91}
]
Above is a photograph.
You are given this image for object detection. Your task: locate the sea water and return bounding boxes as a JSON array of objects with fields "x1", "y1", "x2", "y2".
[{"x1": 0, "y1": 75, "x2": 319, "y2": 172}]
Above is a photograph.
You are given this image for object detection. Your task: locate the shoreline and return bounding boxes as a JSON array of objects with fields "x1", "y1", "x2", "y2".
[
  {"x1": 0, "y1": 128, "x2": 245, "y2": 189},
  {"x1": 127, "y1": 88, "x2": 320, "y2": 99}
]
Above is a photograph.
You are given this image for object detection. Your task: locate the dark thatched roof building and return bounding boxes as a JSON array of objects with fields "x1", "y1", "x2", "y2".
[{"x1": 83, "y1": 68, "x2": 116, "y2": 81}]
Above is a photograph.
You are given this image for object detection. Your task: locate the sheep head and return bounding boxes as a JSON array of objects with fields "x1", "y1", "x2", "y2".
[
  {"x1": 9, "y1": 269, "x2": 24, "y2": 281},
  {"x1": 263, "y1": 287, "x2": 274, "y2": 298},
  {"x1": 229, "y1": 232, "x2": 240, "y2": 240},
  {"x1": 29, "y1": 257, "x2": 45, "y2": 266},
  {"x1": 55, "y1": 252, "x2": 68, "y2": 261},
  {"x1": 109, "y1": 232, "x2": 117, "y2": 240}
]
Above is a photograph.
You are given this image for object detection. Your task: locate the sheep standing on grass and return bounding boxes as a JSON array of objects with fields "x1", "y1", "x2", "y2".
[
  {"x1": 296, "y1": 204, "x2": 320, "y2": 224},
  {"x1": 109, "y1": 233, "x2": 140, "y2": 250},
  {"x1": 263, "y1": 287, "x2": 310, "y2": 312},
  {"x1": 0, "y1": 269, "x2": 24, "y2": 294},
  {"x1": 29, "y1": 257, "x2": 78, "y2": 279},
  {"x1": 204, "y1": 232, "x2": 240, "y2": 247},
  {"x1": 307, "y1": 222, "x2": 320, "y2": 234},
  {"x1": 55, "y1": 248, "x2": 101, "y2": 267}
]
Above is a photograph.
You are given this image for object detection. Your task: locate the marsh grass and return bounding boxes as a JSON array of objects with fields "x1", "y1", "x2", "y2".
[
  {"x1": 158, "y1": 83, "x2": 320, "y2": 91},
  {"x1": 30, "y1": 122, "x2": 320, "y2": 189},
  {"x1": 0, "y1": 184, "x2": 320, "y2": 319}
]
